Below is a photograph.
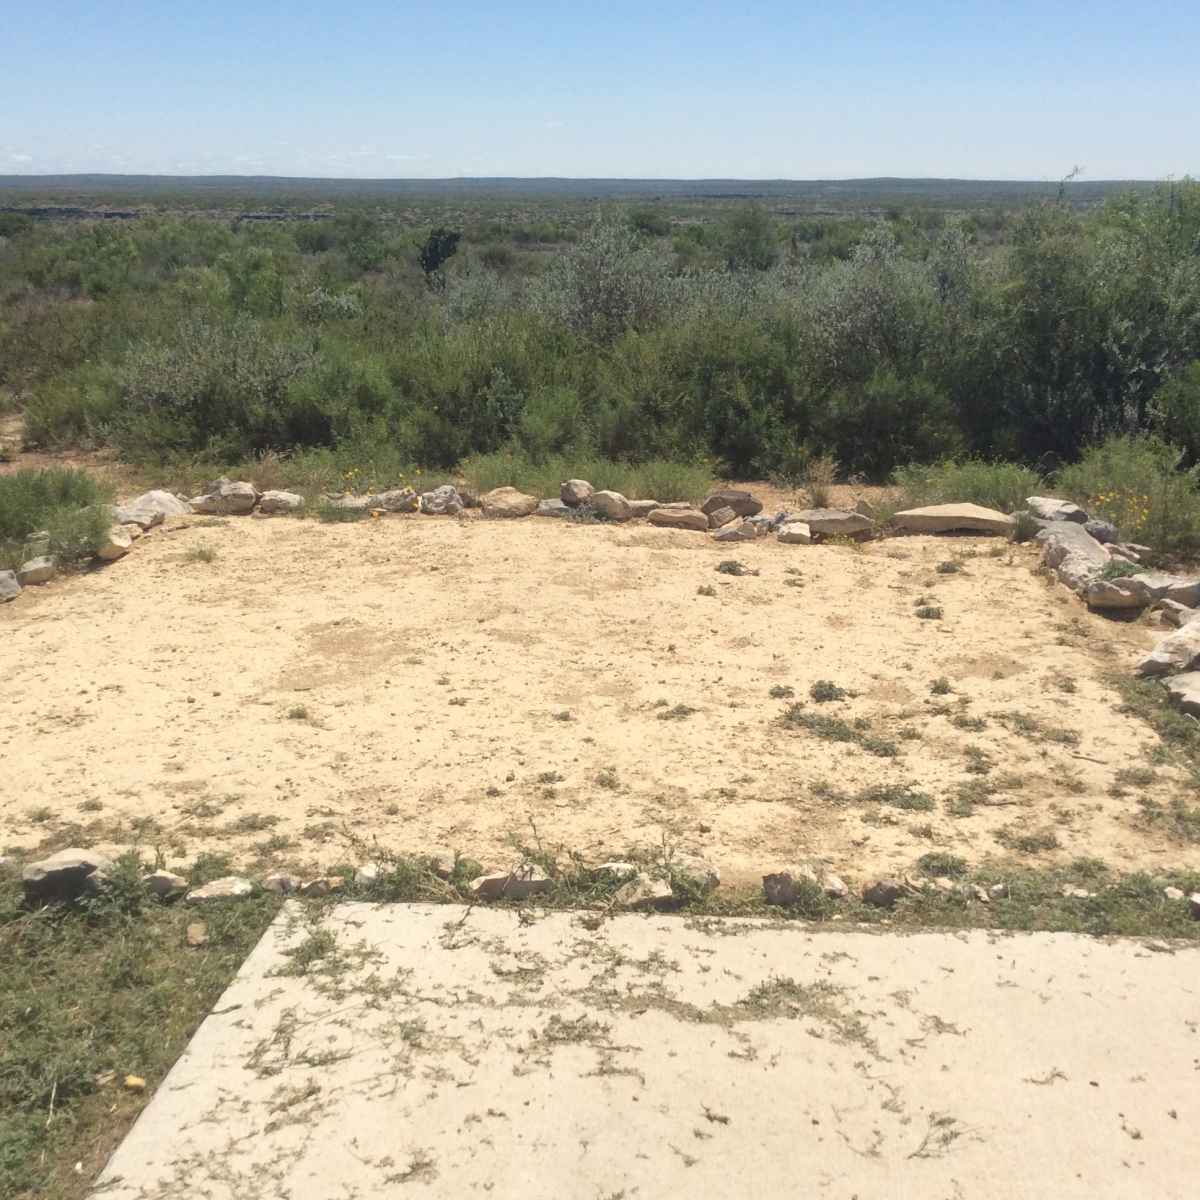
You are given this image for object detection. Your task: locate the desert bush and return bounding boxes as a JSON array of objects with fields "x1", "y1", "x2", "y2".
[
  {"x1": 0, "y1": 467, "x2": 112, "y2": 568},
  {"x1": 1057, "y1": 434, "x2": 1200, "y2": 555},
  {"x1": 892, "y1": 459, "x2": 1042, "y2": 513}
]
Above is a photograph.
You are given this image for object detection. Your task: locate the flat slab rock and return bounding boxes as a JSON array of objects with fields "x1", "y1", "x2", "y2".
[
  {"x1": 1164, "y1": 671, "x2": 1200, "y2": 716},
  {"x1": 647, "y1": 506, "x2": 708, "y2": 531},
  {"x1": 788, "y1": 508, "x2": 873, "y2": 536},
  {"x1": 1137, "y1": 616, "x2": 1200, "y2": 677},
  {"x1": 701, "y1": 489, "x2": 762, "y2": 518},
  {"x1": 1026, "y1": 496, "x2": 1089, "y2": 523},
  {"x1": 480, "y1": 487, "x2": 538, "y2": 518},
  {"x1": 894, "y1": 502, "x2": 1015, "y2": 535},
  {"x1": 1036, "y1": 522, "x2": 1109, "y2": 592},
  {"x1": 93, "y1": 903, "x2": 1200, "y2": 1200}
]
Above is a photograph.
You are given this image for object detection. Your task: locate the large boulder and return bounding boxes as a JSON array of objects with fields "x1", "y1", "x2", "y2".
[
  {"x1": 421, "y1": 484, "x2": 463, "y2": 515},
  {"x1": 590, "y1": 490, "x2": 633, "y2": 521},
  {"x1": 16, "y1": 556, "x2": 55, "y2": 586},
  {"x1": 0, "y1": 570, "x2": 19, "y2": 602},
  {"x1": 481, "y1": 487, "x2": 538, "y2": 518},
  {"x1": 789, "y1": 508, "x2": 873, "y2": 537},
  {"x1": 777, "y1": 521, "x2": 813, "y2": 545},
  {"x1": 95, "y1": 526, "x2": 133, "y2": 561},
  {"x1": 258, "y1": 490, "x2": 305, "y2": 515},
  {"x1": 647, "y1": 506, "x2": 708, "y2": 532},
  {"x1": 1164, "y1": 672, "x2": 1200, "y2": 717},
  {"x1": 111, "y1": 503, "x2": 165, "y2": 530},
  {"x1": 1086, "y1": 578, "x2": 1152, "y2": 609},
  {"x1": 701, "y1": 490, "x2": 762, "y2": 518},
  {"x1": 894, "y1": 503, "x2": 1015, "y2": 536},
  {"x1": 23, "y1": 847, "x2": 114, "y2": 902},
  {"x1": 370, "y1": 487, "x2": 419, "y2": 513},
  {"x1": 1026, "y1": 496, "x2": 1088, "y2": 523},
  {"x1": 1136, "y1": 616, "x2": 1200, "y2": 676},
  {"x1": 125, "y1": 489, "x2": 192, "y2": 518},
  {"x1": 706, "y1": 505, "x2": 737, "y2": 530},
  {"x1": 1035, "y1": 523, "x2": 1109, "y2": 592},
  {"x1": 560, "y1": 479, "x2": 594, "y2": 507},
  {"x1": 190, "y1": 479, "x2": 259, "y2": 515}
]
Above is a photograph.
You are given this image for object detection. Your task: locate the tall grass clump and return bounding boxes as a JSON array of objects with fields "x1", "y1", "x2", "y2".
[
  {"x1": 1057, "y1": 434, "x2": 1200, "y2": 556},
  {"x1": 0, "y1": 467, "x2": 112, "y2": 569},
  {"x1": 891, "y1": 459, "x2": 1042, "y2": 514}
]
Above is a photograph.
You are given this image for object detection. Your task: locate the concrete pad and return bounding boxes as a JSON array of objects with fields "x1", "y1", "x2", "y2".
[{"x1": 94, "y1": 905, "x2": 1200, "y2": 1199}]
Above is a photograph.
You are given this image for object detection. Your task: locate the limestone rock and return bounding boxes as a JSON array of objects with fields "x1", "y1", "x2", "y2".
[
  {"x1": 614, "y1": 873, "x2": 677, "y2": 911},
  {"x1": 469, "y1": 863, "x2": 553, "y2": 901},
  {"x1": 670, "y1": 855, "x2": 720, "y2": 896},
  {"x1": 706, "y1": 505, "x2": 737, "y2": 530},
  {"x1": 121, "y1": 524, "x2": 144, "y2": 540},
  {"x1": 1164, "y1": 579, "x2": 1200, "y2": 607},
  {"x1": 263, "y1": 873, "x2": 299, "y2": 894},
  {"x1": 1156, "y1": 599, "x2": 1195, "y2": 627},
  {"x1": 368, "y1": 488, "x2": 419, "y2": 513},
  {"x1": 23, "y1": 847, "x2": 114, "y2": 902},
  {"x1": 1084, "y1": 518, "x2": 1118, "y2": 544},
  {"x1": 862, "y1": 878, "x2": 903, "y2": 909},
  {"x1": 894, "y1": 503, "x2": 1015, "y2": 535},
  {"x1": 481, "y1": 487, "x2": 538, "y2": 518},
  {"x1": 1163, "y1": 886, "x2": 1185, "y2": 902},
  {"x1": 823, "y1": 873, "x2": 850, "y2": 900},
  {"x1": 536, "y1": 498, "x2": 571, "y2": 518},
  {"x1": 0, "y1": 570, "x2": 19, "y2": 602},
  {"x1": 1136, "y1": 618, "x2": 1200, "y2": 677},
  {"x1": 1085, "y1": 578, "x2": 1152, "y2": 609},
  {"x1": 590, "y1": 490, "x2": 633, "y2": 521},
  {"x1": 144, "y1": 870, "x2": 188, "y2": 900},
  {"x1": 127, "y1": 489, "x2": 192, "y2": 518},
  {"x1": 1026, "y1": 496, "x2": 1088, "y2": 523},
  {"x1": 777, "y1": 521, "x2": 813, "y2": 545},
  {"x1": 421, "y1": 484, "x2": 464, "y2": 515},
  {"x1": 95, "y1": 526, "x2": 133, "y2": 561},
  {"x1": 186, "y1": 922, "x2": 208, "y2": 947},
  {"x1": 1035, "y1": 523, "x2": 1109, "y2": 592},
  {"x1": 648, "y1": 506, "x2": 708, "y2": 532},
  {"x1": 186, "y1": 876, "x2": 254, "y2": 903},
  {"x1": 762, "y1": 865, "x2": 820, "y2": 905},
  {"x1": 190, "y1": 479, "x2": 259, "y2": 515},
  {"x1": 258, "y1": 490, "x2": 305, "y2": 514},
  {"x1": 789, "y1": 508, "x2": 873, "y2": 537},
  {"x1": 1163, "y1": 671, "x2": 1200, "y2": 716},
  {"x1": 560, "y1": 479, "x2": 594, "y2": 507},
  {"x1": 111, "y1": 503, "x2": 165, "y2": 530},
  {"x1": 701, "y1": 490, "x2": 762, "y2": 518},
  {"x1": 713, "y1": 521, "x2": 757, "y2": 542},
  {"x1": 589, "y1": 861, "x2": 640, "y2": 883},
  {"x1": 627, "y1": 499, "x2": 660, "y2": 519},
  {"x1": 17, "y1": 556, "x2": 55, "y2": 586}
]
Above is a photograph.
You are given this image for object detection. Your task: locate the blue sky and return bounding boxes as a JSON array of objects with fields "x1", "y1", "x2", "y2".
[{"x1": 3, "y1": 1, "x2": 1197, "y2": 179}]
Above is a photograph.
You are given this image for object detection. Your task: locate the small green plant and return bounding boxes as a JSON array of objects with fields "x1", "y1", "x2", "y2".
[
  {"x1": 286, "y1": 704, "x2": 309, "y2": 720},
  {"x1": 915, "y1": 605, "x2": 944, "y2": 620},
  {"x1": 595, "y1": 768, "x2": 620, "y2": 790},
  {"x1": 996, "y1": 826, "x2": 1061, "y2": 854},
  {"x1": 316, "y1": 500, "x2": 369, "y2": 523},
  {"x1": 809, "y1": 680, "x2": 849, "y2": 703},
  {"x1": 185, "y1": 543, "x2": 217, "y2": 563},
  {"x1": 1100, "y1": 559, "x2": 1141, "y2": 580},
  {"x1": 716, "y1": 559, "x2": 758, "y2": 576},
  {"x1": 782, "y1": 706, "x2": 898, "y2": 757},
  {"x1": 1010, "y1": 510, "x2": 1042, "y2": 543},
  {"x1": 857, "y1": 783, "x2": 935, "y2": 811},
  {"x1": 658, "y1": 704, "x2": 698, "y2": 721},
  {"x1": 917, "y1": 851, "x2": 968, "y2": 877},
  {"x1": 935, "y1": 560, "x2": 962, "y2": 575},
  {"x1": 993, "y1": 710, "x2": 1080, "y2": 746},
  {"x1": 892, "y1": 459, "x2": 1039, "y2": 514},
  {"x1": 697, "y1": 584, "x2": 717, "y2": 597},
  {"x1": 951, "y1": 713, "x2": 987, "y2": 732},
  {"x1": 930, "y1": 677, "x2": 952, "y2": 695},
  {"x1": 0, "y1": 467, "x2": 113, "y2": 570},
  {"x1": 769, "y1": 684, "x2": 795, "y2": 699}
]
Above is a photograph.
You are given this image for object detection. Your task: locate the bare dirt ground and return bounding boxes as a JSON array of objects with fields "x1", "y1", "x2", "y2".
[{"x1": 3, "y1": 510, "x2": 1196, "y2": 886}]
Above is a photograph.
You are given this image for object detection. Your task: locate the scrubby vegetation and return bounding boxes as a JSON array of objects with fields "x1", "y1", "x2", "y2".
[
  {"x1": 2, "y1": 181, "x2": 1198, "y2": 491},
  {"x1": 0, "y1": 467, "x2": 112, "y2": 570}
]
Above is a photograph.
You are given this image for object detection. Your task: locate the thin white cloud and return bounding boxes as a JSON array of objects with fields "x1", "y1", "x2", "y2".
[{"x1": 9, "y1": 153, "x2": 32, "y2": 162}]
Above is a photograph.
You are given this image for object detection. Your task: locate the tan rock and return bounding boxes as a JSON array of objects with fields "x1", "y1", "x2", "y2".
[
  {"x1": 481, "y1": 487, "x2": 538, "y2": 518},
  {"x1": 894, "y1": 503, "x2": 1015, "y2": 535},
  {"x1": 706, "y1": 505, "x2": 737, "y2": 530},
  {"x1": 591, "y1": 490, "x2": 633, "y2": 521},
  {"x1": 647, "y1": 507, "x2": 708, "y2": 532},
  {"x1": 777, "y1": 521, "x2": 812, "y2": 545},
  {"x1": 469, "y1": 864, "x2": 553, "y2": 900},
  {"x1": 95, "y1": 526, "x2": 133, "y2": 561},
  {"x1": 701, "y1": 490, "x2": 762, "y2": 518},
  {"x1": 560, "y1": 479, "x2": 594, "y2": 507}
]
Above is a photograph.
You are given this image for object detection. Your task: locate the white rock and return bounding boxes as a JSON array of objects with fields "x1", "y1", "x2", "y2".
[
  {"x1": 1137, "y1": 618, "x2": 1200, "y2": 677},
  {"x1": 0, "y1": 570, "x2": 19, "y2": 602},
  {"x1": 190, "y1": 479, "x2": 259, "y2": 515},
  {"x1": 590, "y1": 490, "x2": 633, "y2": 521},
  {"x1": 777, "y1": 521, "x2": 813, "y2": 545},
  {"x1": 789, "y1": 508, "x2": 873, "y2": 537},
  {"x1": 481, "y1": 487, "x2": 538, "y2": 518},
  {"x1": 258, "y1": 490, "x2": 304, "y2": 514},
  {"x1": 589, "y1": 861, "x2": 640, "y2": 882},
  {"x1": 614, "y1": 873, "x2": 676, "y2": 911},
  {"x1": 368, "y1": 488, "x2": 420, "y2": 513},
  {"x1": 121, "y1": 524, "x2": 143, "y2": 540},
  {"x1": 23, "y1": 847, "x2": 114, "y2": 901},
  {"x1": 1163, "y1": 886, "x2": 1185, "y2": 901},
  {"x1": 16, "y1": 556, "x2": 55, "y2": 586},
  {"x1": 111, "y1": 504, "x2": 165, "y2": 530},
  {"x1": 823, "y1": 873, "x2": 850, "y2": 900},
  {"x1": 469, "y1": 864, "x2": 553, "y2": 900},
  {"x1": 670, "y1": 855, "x2": 720, "y2": 895},
  {"x1": 1163, "y1": 671, "x2": 1200, "y2": 715},
  {"x1": 1156, "y1": 599, "x2": 1195, "y2": 627},
  {"x1": 143, "y1": 870, "x2": 188, "y2": 899},
  {"x1": 127, "y1": 489, "x2": 192, "y2": 517},
  {"x1": 1035, "y1": 523, "x2": 1109, "y2": 592},
  {"x1": 647, "y1": 506, "x2": 708, "y2": 532},
  {"x1": 263, "y1": 873, "x2": 298, "y2": 894},
  {"x1": 95, "y1": 526, "x2": 133, "y2": 561},
  {"x1": 536, "y1": 498, "x2": 571, "y2": 518},
  {"x1": 894, "y1": 503, "x2": 1015, "y2": 535},
  {"x1": 186, "y1": 876, "x2": 254, "y2": 903},
  {"x1": 627, "y1": 499, "x2": 660, "y2": 519},
  {"x1": 421, "y1": 484, "x2": 463, "y2": 515},
  {"x1": 1026, "y1": 496, "x2": 1088, "y2": 523},
  {"x1": 298, "y1": 876, "x2": 347, "y2": 898},
  {"x1": 560, "y1": 479, "x2": 593, "y2": 507}
]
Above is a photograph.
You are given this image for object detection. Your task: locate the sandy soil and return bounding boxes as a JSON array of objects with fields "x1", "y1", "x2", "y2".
[{"x1": 3, "y1": 509, "x2": 1196, "y2": 886}]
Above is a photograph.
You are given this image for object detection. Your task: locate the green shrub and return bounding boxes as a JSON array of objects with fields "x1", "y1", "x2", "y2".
[
  {"x1": 1057, "y1": 434, "x2": 1200, "y2": 555},
  {"x1": 0, "y1": 467, "x2": 112, "y2": 568},
  {"x1": 892, "y1": 459, "x2": 1041, "y2": 514}
]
